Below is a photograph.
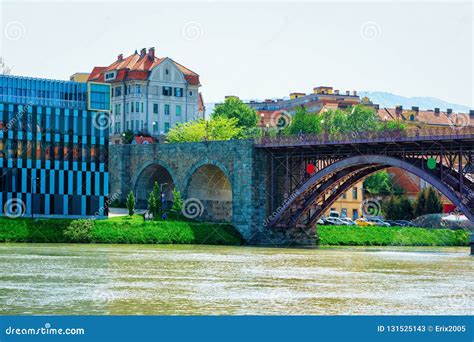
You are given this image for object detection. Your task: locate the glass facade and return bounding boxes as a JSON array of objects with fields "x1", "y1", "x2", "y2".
[{"x1": 0, "y1": 75, "x2": 110, "y2": 218}]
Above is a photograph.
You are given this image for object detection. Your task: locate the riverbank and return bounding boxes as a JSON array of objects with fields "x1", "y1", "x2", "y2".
[{"x1": 0, "y1": 216, "x2": 469, "y2": 246}]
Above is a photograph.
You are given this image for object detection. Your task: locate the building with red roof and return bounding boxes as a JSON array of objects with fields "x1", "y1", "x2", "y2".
[{"x1": 88, "y1": 47, "x2": 204, "y2": 144}]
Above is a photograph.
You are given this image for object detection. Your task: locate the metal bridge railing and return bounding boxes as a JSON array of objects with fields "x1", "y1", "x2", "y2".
[{"x1": 255, "y1": 126, "x2": 474, "y2": 147}]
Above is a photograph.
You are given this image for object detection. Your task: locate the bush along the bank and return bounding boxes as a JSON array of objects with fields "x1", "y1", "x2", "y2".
[
  {"x1": 318, "y1": 225, "x2": 469, "y2": 246},
  {"x1": 63, "y1": 219, "x2": 93, "y2": 243}
]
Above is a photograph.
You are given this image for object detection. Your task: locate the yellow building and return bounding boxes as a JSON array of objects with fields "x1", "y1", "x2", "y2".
[
  {"x1": 69, "y1": 72, "x2": 90, "y2": 83},
  {"x1": 324, "y1": 182, "x2": 364, "y2": 219}
]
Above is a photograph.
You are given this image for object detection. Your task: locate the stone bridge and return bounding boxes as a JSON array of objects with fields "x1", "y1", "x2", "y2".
[
  {"x1": 110, "y1": 128, "x2": 474, "y2": 251},
  {"x1": 109, "y1": 140, "x2": 269, "y2": 242}
]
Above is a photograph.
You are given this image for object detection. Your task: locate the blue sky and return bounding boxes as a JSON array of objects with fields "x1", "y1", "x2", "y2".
[{"x1": 0, "y1": 1, "x2": 472, "y2": 107}]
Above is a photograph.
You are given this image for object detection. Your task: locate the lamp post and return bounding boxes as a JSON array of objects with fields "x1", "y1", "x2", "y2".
[
  {"x1": 160, "y1": 182, "x2": 168, "y2": 218},
  {"x1": 31, "y1": 177, "x2": 38, "y2": 219}
]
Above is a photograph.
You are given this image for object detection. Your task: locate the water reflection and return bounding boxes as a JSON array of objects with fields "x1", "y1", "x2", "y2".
[{"x1": 0, "y1": 244, "x2": 472, "y2": 315}]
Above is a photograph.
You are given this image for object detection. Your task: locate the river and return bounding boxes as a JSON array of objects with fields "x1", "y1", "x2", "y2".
[{"x1": 0, "y1": 244, "x2": 472, "y2": 315}]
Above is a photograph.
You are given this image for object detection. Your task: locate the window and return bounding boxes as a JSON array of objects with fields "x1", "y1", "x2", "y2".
[
  {"x1": 352, "y1": 187, "x2": 358, "y2": 200},
  {"x1": 174, "y1": 87, "x2": 183, "y2": 97},
  {"x1": 135, "y1": 102, "x2": 139, "y2": 113},
  {"x1": 341, "y1": 208, "x2": 347, "y2": 217},
  {"x1": 115, "y1": 87, "x2": 121, "y2": 97},
  {"x1": 131, "y1": 102, "x2": 134, "y2": 113},
  {"x1": 135, "y1": 120, "x2": 139, "y2": 131},
  {"x1": 126, "y1": 121, "x2": 129, "y2": 130},
  {"x1": 410, "y1": 114, "x2": 415, "y2": 121},
  {"x1": 189, "y1": 91, "x2": 193, "y2": 97},
  {"x1": 141, "y1": 102, "x2": 144, "y2": 113},
  {"x1": 153, "y1": 103, "x2": 158, "y2": 114},
  {"x1": 114, "y1": 104, "x2": 121, "y2": 115},
  {"x1": 135, "y1": 85, "x2": 141, "y2": 94},
  {"x1": 164, "y1": 104, "x2": 170, "y2": 115},
  {"x1": 153, "y1": 121, "x2": 158, "y2": 132},
  {"x1": 126, "y1": 103, "x2": 129, "y2": 114},
  {"x1": 165, "y1": 68, "x2": 169, "y2": 75},
  {"x1": 342, "y1": 192, "x2": 347, "y2": 199},
  {"x1": 131, "y1": 120, "x2": 134, "y2": 131},
  {"x1": 176, "y1": 105, "x2": 181, "y2": 116},
  {"x1": 105, "y1": 72, "x2": 116, "y2": 81},
  {"x1": 163, "y1": 87, "x2": 172, "y2": 96},
  {"x1": 352, "y1": 209, "x2": 359, "y2": 220},
  {"x1": 164, "y1": 122, "x2": 170, "y2": 133}
]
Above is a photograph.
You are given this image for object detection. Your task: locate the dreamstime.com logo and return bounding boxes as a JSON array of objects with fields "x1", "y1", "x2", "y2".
[
  {"x1": 4, "y1": 323, "x2": 85, "y2": 336},
  {"x1": 182, "y1": 198, "x2": 204, "y2": 219},
  {"x1": 360, "y1": 198, "x2": 382, "y2": 217},
  {"x1": 93, "y1": 112, "x2": 112, "y2": 131},
  {"x1": 448, "y1": 113, "x2": 470, "y2": 130},
  {"x1": 270, "y1": 110, "x2": 292, "y2": 130},
  {"x1": 3, "y1": 198, "x2": 26, "y2": 218}
]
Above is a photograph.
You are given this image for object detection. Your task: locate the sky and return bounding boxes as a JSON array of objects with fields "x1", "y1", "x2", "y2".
[{"x1": 0, "y1": 1, "x2": 472, "y2": 107}]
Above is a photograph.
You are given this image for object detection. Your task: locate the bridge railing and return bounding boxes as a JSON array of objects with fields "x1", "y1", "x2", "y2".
[{"x1": 255, "y1": 126, "x2": 474, "y2": 147}]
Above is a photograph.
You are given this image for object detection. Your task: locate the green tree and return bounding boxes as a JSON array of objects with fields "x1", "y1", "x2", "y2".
[
  {"x1": 166, "y1": 117, "x2": 243, "y2": 142},
  {"x1": 384, "y1": 195, "x2": 414, "y2": 220},
  {"x1": 414, "y1": 188, "x2": 427, "y2": 217},
  {"x1": 399, "y1": 196, "x2": 414, "y2": 220},
  {"x1": 363, "y1": 171, "x2": 393, "y2": 196},
  {"x1": 285, "y1": 107, "x2": 322, "y2": 135},
  {"x1": 152, "y1": 182, "x2": 162, "y2": 217},
  {"x1": 147, "y1": 191, "x2": 157, "y2": 219},
  {"x1": 425, "y1": 187, "x2": 443, "y2": 214},
  {"x1": 121, "y1": 129, "x2": 135, "y2": 144},
  {"x1": 171, "y1": 188, "x2": 184, "y2": 214},
  {"x1": 212, "y1": 97, "x2": 258, "y2": 129},
  {"x1": 384, "y1": 196, "x2": 399, "y2": 220},
  {"x1": 345, "y1": 105, "x2": 379, "y2": 133},
  {"x1": 126, "y1": 191, "x2": 135, "y2": 216}
]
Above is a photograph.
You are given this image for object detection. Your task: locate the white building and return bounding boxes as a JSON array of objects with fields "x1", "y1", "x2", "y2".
[{"x1": 88, "y1": 47, "x2": 204, "y2": 144}]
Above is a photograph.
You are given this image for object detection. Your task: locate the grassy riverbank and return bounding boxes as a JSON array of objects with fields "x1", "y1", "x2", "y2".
[
  {"x1": 318, "y1": 225, "x2": 469, "y2": 246},
  {"x1": 0, "y1": 215, "x2": 243, "y2": 245},
  {"x1": 0, "y1": 216, "x2": 469, "y2": 246}
]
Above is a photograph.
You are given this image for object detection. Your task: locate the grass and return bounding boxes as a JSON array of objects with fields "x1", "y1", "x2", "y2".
[
  {"x1": 0, "y1": 217, "x2": 469, "y2": 247},
  {"x1": 318, "y1": 225, "x2": 470, "y2": 246}
]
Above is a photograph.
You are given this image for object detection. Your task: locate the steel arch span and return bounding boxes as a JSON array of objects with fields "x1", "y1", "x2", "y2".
[{"x1": 267, "y1": 155, "x2": 474, "y2": 230}]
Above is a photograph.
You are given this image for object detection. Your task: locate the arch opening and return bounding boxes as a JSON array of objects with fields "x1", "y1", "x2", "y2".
[
  {"x1": 186, "y1": 164, "x2": 232, "y2": 222},
  {"x1": 134, "y1": 164, "x2": 175, "y2": 209}
]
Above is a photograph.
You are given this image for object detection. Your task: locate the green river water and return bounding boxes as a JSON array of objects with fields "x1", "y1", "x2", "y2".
[{"x1": 0, "y1": 244, "x2": 472, "y2": 315}]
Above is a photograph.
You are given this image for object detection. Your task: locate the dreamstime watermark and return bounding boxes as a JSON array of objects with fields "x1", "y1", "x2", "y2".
[
  {"x1": 181, "y1": 21, "x2": 203, "y2": 41},
  {"x1": 92, "y1": 112, "x2": 112, "y2": 131},
  {"x1": 3, "y1": 198, "x2": 26, "y2": 218},
  {"x1": 5, "y1": 323, "x2": 85, "y2": 336},
  {"x1": 90, "y1": 190, "x2": 122, "y2": 220},
  {"x1": 4, "y1": 21, "x2": 26, "y2": 41},
  {"x1": 448, "y1": 113, "x2": 470, "y2": 130},
  {"x1": 360, "y1": 198, "x2": 382, "y2": 217},
  {"x1": 263, "y1": 190, "x2": 300, "y2": 227},
  {"x1": 182, "y1": 198, "x2": 204, "y2": 219},
  {"x1": 3, "y1": 104, "x2": 32, "y2": 133},
  {"x1": 360, "y1": 21, "x2": 381, "y2": 41},
  {"x1": 270, "y1": 110, "x2": 292, "y2": 130}
]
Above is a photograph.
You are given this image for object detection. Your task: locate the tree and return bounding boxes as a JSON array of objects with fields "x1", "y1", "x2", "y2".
[
  {"x1": 384, "y1": 195, "x2": 414, "y2": 220},
  {"x1": 121, "y1": 129, "x2": 135, "y2": 144},
  {"x1": 171, "y1": 188, "x2": 183, "y2": 214},
  {"x1": 399, "y1": 196, "x2": 414, "y2": 220},
  {"x1": 147, "y1": 191, "x2": 157, "y2": 219},
  {"x1": 212, "y1": 97, "x2": 258, "y2": 129},
  {"x1": 414, "y1": 188, "x2": 427, "y2": 217},
  {"x1": 425, "y1": 187, "x2": 443, "y2": 214},
  {"x1": 363, "y1": 171, "x2": 393, "y2": 196},
  {"x1": 126, "y1": 191, "x2": 135, "y2": 216},
  {"x1": 285, "y1": 107, "x2": 322, "y2": 135},
  {"x1": 152, "y1": 182, "x2": 162, "y2": 217},
  {"x1": 166, "y1": 117, "x2": 243, "y2": 142}
]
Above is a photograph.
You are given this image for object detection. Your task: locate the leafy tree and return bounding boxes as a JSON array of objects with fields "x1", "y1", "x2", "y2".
[
  {"x1": 345, "y1": 105, "x2": 380, "y2": 133},
  {"x1": 384, "y1": 195, "x2": 414, "y2": 220},
  {"x1": 171, "y1": 188, "x2": 184, "y2": 213},
  {"x1": 285, "y1": 107, "x2": 322, "y2": 135},
  {"x1": 414, "y1": 188, "x2": 427, "y2": 217},
  {"x1": 425, "y1": 187, "x2": 443, "y2": 214},
  {"x1": 152, "y1": 182, "x2": 162, "y2": 216},
  {"x1": 363, "y1": 171, "x2": 393, "y2": 196},
  {"x1": 166, "y1": 117, "x2": 243, "y2": 142},
  {"x1": 121, "y1": 129, "x2": 135, "y2": 144},
  {"x1": 126, "y1": 191, "x2": 135, "y2": 216},
  {"x1": 384, "y1": 196, "x2": 399, "y2": 220},
  {"x1": 381, "y1": 120, "x2": 407, "y2": 132},
  {"x1": 147, "y1": 191, "x2": 157, "y2": 219},
  {"x1": 212, "y1": 97, "x2": 258, "y2": 129},
  {"x1": 399, "y1": 196, "x2": 414, "y2": 220}
]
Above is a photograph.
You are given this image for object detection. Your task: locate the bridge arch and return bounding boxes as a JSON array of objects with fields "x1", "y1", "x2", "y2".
[
  {"x1": 184, "y1": 160, "x2": 233, "y2": 222},
  {"x1": 269, "y1": 154, "x2": 474, "y2": 228},
  {"x1": 132, "y1": 160, "x2": 178, "y2": 209}
]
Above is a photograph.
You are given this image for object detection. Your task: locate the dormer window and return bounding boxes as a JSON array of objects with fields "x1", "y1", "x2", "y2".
[
  {"x1": 165, "y1": 69, "x2": 169, "y2": 75},
  {"x1": 105, "y1": 71, "x2": 116, "y2": 81}
]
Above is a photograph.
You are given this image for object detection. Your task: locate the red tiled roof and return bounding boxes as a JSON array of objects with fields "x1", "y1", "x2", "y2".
[
  {"x1": 377, "y1": 108, "x2": 474, "y2": 127},
  {"x1": 88, "y1": 50, "x2": 200, "y2": 85},
  {"x1": 198, "y1": 92, "x2": 205, "y2": 112},
  {"x1": 133, "y1": 136, "x2": 154, "y2": 144}
]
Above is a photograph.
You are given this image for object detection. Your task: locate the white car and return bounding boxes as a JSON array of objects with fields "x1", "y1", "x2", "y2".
[
  {"x1": 325, "y1": 217, "x2": 349, "y2": 226},
  {"x1": 339, "y1": 217, "x2": 356, "y2": 226},
  {"x1": 366, "y1": 217, "x2": 391, "y2": 227}
]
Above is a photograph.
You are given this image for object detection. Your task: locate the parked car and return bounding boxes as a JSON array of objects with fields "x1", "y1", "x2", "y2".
[
  {"x1": 316, "y1": 218, "x2": 325, "y2": 225},
  {"x1": 385, "y1": 220, "x2": 403, "y2": 227},
  {"x1": 325, "y1": 217, "x2": 348, "y2": 226},
  {"x1": 366, "y1": 217, "x2": 391, "y2": 227},
  {"x1": 328, "y1": 210, "x2": 340, "y2": 218},
  {"x1": 339, "y1": 217, "x2": 356, "y2": 226},
  {"x1": 396, "y1": 220, "x2": 416, "y2": 227},
  {"x1": 355, "y1": 218, "x2": 375, "y2": 226}
]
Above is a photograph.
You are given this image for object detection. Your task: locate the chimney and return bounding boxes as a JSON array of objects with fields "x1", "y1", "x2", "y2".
[
  {"x1": 470, "y1": 110, "x2": 474, "y2": 119},
  {"x1": 148, "y1": 47, "x2": 155, "y2": 59},
  {"x1": 395, "y1": 105, "x2": 403, "y2": 115},
  {"x1": 447, "y1": 108, "x2": 453, "y2": 115},
  {"x1": 352, "y1": 90, "x2": 357, "y2": 96},
  {"x1": 411, "y1": 106, "x2": 419, "y2": 112},
  {"x1": 434, "y1": 108, "x2": 440, "y2": 115},
  {"x1": 374, "y1": 104, "x2": 380, "y2": 110},
  {"x1": 334, "y1": 89, "x2": 339, "y2": 95},
  {"x1": 140, "y1": 48, "x2": 146, "y2": 58},
  {"x1": 346, "y1": 90, "x2": 350, "y2": 96},
  {"x1": 117, "y1": 54, "x2": 123, "y2": 61}
]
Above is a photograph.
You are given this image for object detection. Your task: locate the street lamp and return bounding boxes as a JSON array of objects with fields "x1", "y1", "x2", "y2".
[
  {"x1": 31, "y1": 177, "x2": 38, "y2": 219},
  {"x1": 160, "y1": 182, "x2": 168, "y2": 218}
]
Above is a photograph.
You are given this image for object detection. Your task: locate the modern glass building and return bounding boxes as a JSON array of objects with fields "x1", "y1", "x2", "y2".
[{"x1": 0, "y1": 75, "x2": 111, "y2": 218}]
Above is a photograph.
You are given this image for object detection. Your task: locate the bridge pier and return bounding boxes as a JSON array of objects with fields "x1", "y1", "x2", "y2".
[
  {"x1": 470, "y1": 233, "x2": 474, "y2": 256},
  {"x1": 249, "y1": 225, "x2": 317, "y2": 246}
]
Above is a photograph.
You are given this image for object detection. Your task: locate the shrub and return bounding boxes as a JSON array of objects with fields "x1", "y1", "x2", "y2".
[{"x1": 64, "y1": 219, "x2": 93, "y2": 243}]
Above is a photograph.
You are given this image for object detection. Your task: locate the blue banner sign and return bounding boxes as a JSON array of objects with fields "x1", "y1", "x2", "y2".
[{"x1": 0, "y1": 316, "x2": 472, "y2": 342}]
